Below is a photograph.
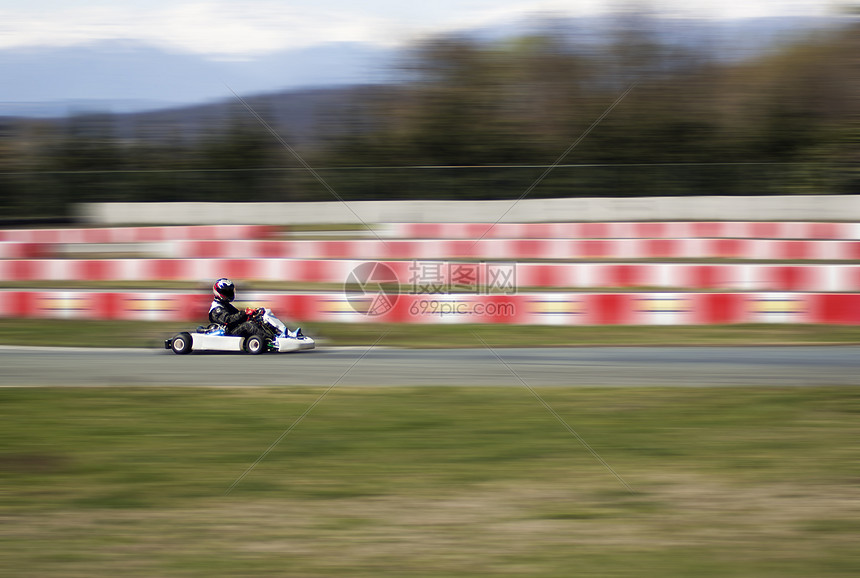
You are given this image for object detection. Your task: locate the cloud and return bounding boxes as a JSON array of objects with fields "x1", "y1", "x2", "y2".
[
  {"x1": 0, "y1": 0, "x2": 841, "y2": 57},
  {"x1": 0, "y1": 2, "x2": 409, "y2": 56},
  {"x1": 153, "y1": 3, "x2": 412, "y2": 55}
]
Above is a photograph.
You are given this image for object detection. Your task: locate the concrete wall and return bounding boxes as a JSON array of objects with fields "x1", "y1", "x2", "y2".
[{"x1": 80, "y1": 196, "x2": 860, "y2": 225}]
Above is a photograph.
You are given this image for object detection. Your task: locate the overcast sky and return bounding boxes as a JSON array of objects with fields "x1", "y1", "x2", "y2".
[{"x1": 0, "y1": 0, "x2": 848, "y2": 58}]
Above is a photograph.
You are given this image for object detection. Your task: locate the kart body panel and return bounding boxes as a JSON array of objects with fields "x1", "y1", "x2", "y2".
[
  {"x1": 181, "y1": 333, "x2": 314, "y2": 352},
  {"x1": 165, "y1": 308, "x2": 314, "y2": 354},
  {"x1": 191, "y1": 333, "x2": 244, "y2": 352},
  {"x1": 276, "y1": 335, "x2": 315, "y2": 352}
]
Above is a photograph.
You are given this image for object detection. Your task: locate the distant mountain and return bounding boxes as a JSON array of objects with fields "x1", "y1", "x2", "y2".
[
  {"x1": 0, "y1": 14, "x2": 849, "y2": 118},
  {"x1": 0, "y1": 40, "x2": 394, "y2": 117},
  {"x1": 117, "y1": 85, "x2": 394, "y2": 146}
]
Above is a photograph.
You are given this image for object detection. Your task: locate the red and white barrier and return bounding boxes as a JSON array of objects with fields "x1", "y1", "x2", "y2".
[
  {"x1": 385, "y1": 221, "x2": 860, "y2": 240},
  {"x1": 9, "y1": 226, "x2": 860, "y2": 260},
  {"x1": 4, "y1": 259, "x2": 860, "y2": 292},
  {"x1": 0, "y1": 225, "x2": 275, "y2": 244},
  {"x1": 166, "y1": 238, "x2": 860, "y2": 261},
  {"x1": 514, "y1": 262, "x2": 860, "y2": 291},
  {"x1": 2, "y1": 289, "x2": 860, "y2": 326}
]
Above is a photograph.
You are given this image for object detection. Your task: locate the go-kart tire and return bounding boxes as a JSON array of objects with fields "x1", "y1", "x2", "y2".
[
  {"x1": 243, "y1": 335, "x2": 266, "y2": 355},
  {"x1": 171, "y1": 332, "x2": 193, "y2": 355}
]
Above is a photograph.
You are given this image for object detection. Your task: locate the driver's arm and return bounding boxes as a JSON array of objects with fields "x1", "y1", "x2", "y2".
[{"x1": 210, "y1": 305, "x2": 248, "y2": 326}]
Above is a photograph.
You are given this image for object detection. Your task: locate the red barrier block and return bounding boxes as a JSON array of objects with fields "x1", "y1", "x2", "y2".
[
  {"x1": 444, "y1": 240, "x2": 479, "y2": 259},
  {"x1": 96, "y1": 292, "x2": 124, "y2": 320},
  {"x1": 607, "y1": 265, "x2": 640, "y2": 288},
  {"x1": 690, "y1": 222, "x2": 722, "y2": 238},
  {"x1": 215, "y1": 259, "x2": 253, "y2": 281},
  {"x1": 4, "y1": 261, "x2": 40, "y2": 281},
  {"x1": 578, "y1": 239, "x2": 611, "y2": 259},
  {"x1": 809, "y1": 293, "x2": 860, "y2": 324},
  {"x1": 146, "y1": 259, "x2": 187, "y2": 280},
  {"x1": 770, "y1": 266, "x2": 811, "y2": 291},
  {"x1": 689, "y1": 265, "x2": 724, "y2": 289},
  {"x1": 525, "y1": 264, "x2": 565, "y2": 288},
  {"x1": 711, "y1": 238, "x2": 746, "y2": 258},
  {"x1": 581, "y1": 223, "x2": 610, "y2": 238},
  {"x1": 750, "y1": 222, "x2": 779, "y2": 239},
  {"x1": 692, "y1": 293, "x2": 746, "y2": 324},
  {"x1": 842, "y1": 241, "x2": 860, "y2": 260},
  {"x1": 778, "y1": 240, "x2": 812, "y2": 260},
  {"x1": 645, "y1": 239, "x2": 678, "y2": 258},
  {"x1": 79, "y1": 260, "x2": 114, "y2": 281},
  {"x1": 380, "y1": 240, "x2": 412, "y2": 260},
  {"x1": 808, "y1": 222, "x2": 840, "y2": 240},
  {"x1": 3, "y1": 291, "x2": 36, "y2": 317},
  {"x1": 587, "y1": 294, "x2": 634, "y2": 324},
  {"x1": 634, "y1": 222, "x2": 667, "y2": 239}
]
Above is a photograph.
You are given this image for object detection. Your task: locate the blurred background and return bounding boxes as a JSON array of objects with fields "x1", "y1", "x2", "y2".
[{"x1": 0, "y1": 0, "x2": 858, "y2": 220}]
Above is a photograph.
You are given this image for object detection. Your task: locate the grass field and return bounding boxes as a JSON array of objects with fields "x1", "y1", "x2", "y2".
[{"x1": 1, "y1": 386, "x2": 858, "y2": 577}]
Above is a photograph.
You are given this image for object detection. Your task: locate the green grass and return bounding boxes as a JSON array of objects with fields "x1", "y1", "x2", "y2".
[
  {"x1": 1, "y1": 318, "x2": 860, "y2": 349},
  {"x1": 0, "y1": 386, "x2": 857, "y2": 577}
]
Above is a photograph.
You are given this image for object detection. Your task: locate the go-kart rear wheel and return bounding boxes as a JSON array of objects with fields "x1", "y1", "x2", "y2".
[
  {"x1": 171, "y1": 332, "x2": 193, "y2": 355},
  {"x1": 243, "y1": 335, "x2": 266, "y2": 355}
]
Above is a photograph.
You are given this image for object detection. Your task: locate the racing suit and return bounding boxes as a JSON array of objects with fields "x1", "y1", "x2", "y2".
[{"x1": 209, "y1": 298, "x2": 261, "y2": 338}]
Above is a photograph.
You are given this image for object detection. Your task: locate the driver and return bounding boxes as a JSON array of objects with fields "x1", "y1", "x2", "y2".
[{"x1": 209, "y1": 278, "x2": 265, "y2": 338}]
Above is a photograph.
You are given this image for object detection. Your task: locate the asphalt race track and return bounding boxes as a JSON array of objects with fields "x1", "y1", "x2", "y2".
[{"x1": 1, "y1": 345, "x2": 859, "y2": 387}]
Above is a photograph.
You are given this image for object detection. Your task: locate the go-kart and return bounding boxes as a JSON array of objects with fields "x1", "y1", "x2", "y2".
[{"x1": 165, "y1": 308, "x2": 315, "y2": 355}]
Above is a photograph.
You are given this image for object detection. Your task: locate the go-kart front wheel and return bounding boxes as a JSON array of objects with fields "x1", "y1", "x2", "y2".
[
  {"x1": 243, "y1": 335, "x2": 266, "y2": 355},
  {"x1": 170, "y1": 332, "x2": 193, "y2": 355}
]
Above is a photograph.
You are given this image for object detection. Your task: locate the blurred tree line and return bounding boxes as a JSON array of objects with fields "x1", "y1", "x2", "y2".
[{"x1": 0, "y1": 17, "x2": 857, "y2": 218}]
